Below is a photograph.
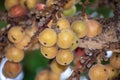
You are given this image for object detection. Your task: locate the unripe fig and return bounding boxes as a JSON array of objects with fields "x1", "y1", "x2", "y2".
[
  {"x1": 14, "y1": 35, "x2": 31, "y2": 49},
  {"x1": 9, "y1": 5, "x2": 26, "y2": 17},
  {"x1": 56, "y1": 49, "x2": 74, "y2": 65},
  {"x1": 56, "y1": 18, "x2": 70, "y2": 31},
  {"x1": 50, "y1": 60, "x2": 67, "y2": 74},
  {"x1": 85, "y1": 19, "x2": 102, "y2": 37},
  {"x1": 57, "y1": 29, "x2": 75, "y2": 49},
  {"x1": 35, "y1": 70, "x2": 49, "y2": 80},
  {"x1": 62, "y1": 5, "x2": 76, "y2": 17},
  {"x1": 26, "y1": 0, "x2": 37, "y2": 9},
  {"x1": 49, "y1": 71, "x2": 60, "y2": 80},
  {"x1": 38, "y1": 28, "x2": 57, "y2": 47},
  {"x1": 8, "y1": 26, "x2": 25, "y2": 43},
  {"x1": 71, "y1": 20, "x2": 87, "y2": 38},
  {"x1": 40, "y1": 45, "x2": 58, "y2": 59},
  {"x1": 4, "y1": 0, "x2": 19, "y2": 10},
  {"x1": 63, "y1": 0, "x2": 75, "y2": 10},
  {"x1": 110, "y1": 53, "x2": 120, "y2": 69},
  {"x1": 5, "y1": 47, "x2": 24, "y2": 62},
  {"x1": 2, "y1": 61, "x2": 22, "y2": 78},
  {"x1": 88, "y1": 63, "x2": 108, "y2": 80},
  {"x1": 105, "y1": 64, "x2": 119, "y2": 80}
]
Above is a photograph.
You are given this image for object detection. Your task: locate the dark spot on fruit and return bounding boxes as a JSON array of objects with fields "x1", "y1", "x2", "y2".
[
  {"x1": 112, "y1": 69, "x2": 115, "y2": 72},
  {"x1": 44, "y1": 42, "x2": 47, "y2": 45},
  {"x1": 104, "y1": 69, "x2": 106, "y2": 71},
  {"x1": 12, "y1": 36, "x2": 16, "y2": 41},
  {"x1": 64, "y1": 63, "x2": 67, "y2": 65},
  {"x1": 45, "y1": 54, "x2": 47, "y2": 56},
  {"x1": 76, "y1": 40, "x2": 78, "y2": 43},
  {"x1": 57, "y1": 26, "x2": 59, "y2": 28}
]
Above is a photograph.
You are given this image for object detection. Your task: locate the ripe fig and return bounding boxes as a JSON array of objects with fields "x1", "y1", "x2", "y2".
[
  {"x1": 71, "y1": 20, "x2": 87, "y2": 38},
  {"x1": 5, "y1": 47, "x2": 24, "y2": 62},
  {"x1": 50, "y1": 60, "x2": 67, "y2": 74},
  {"x1": 39, "y1": 28, "x2": 57, "y2": 47},
  {"x1": 40, "y1": 45, "x2": 58, "y2": 59},
  {"x1": 8, "y1": 26, "x2": 25, "y2": 43},
  {"x1": 56, "y1": 49, "x2": 74, "y2": 65},
  {"x1": 56, "y1": 18, "x2": 70, "y2": 31},
  {"x1": 85, "y1": 19, "x2": 102, "y2": 37},
  {"x1": 57, "y1": 29, "x2": 75, "y2": 49},
  {"x1": 110, "y1": 53, "x2": 120, "y2": 69},
  {"x1": 105, "y1": 64, "x2": 119, "y2": 80},
  {"x1": 2, "y1": 61, "x2": 22, "y2": 78},
  {"x1": 14, "y1": 35, "x2": 31, "y2": 49},
  {"x1": 89, "y1": 63, "x2": 108, "y2": 80}
]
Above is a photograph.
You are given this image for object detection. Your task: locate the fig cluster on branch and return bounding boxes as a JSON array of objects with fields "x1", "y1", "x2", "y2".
[{"x1": 0, "y1": 0, "x2": 120, "y2": 80}]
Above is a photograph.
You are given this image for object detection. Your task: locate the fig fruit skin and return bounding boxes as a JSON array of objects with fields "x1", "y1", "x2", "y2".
[
  {"x1": 50, "y1": 60, "x2": 67, "y2": 74},
  {"x1": 110, "y1": 53, "x2": 120, "y2": 69},
  {"x1": 5, "y1": 0, "x2": 20, "y2": 10},
  {"x1": 85, "y1": 20, "x2": 102, "y2": 38},
  {"x1": 2, "y1": 61, "x2": 22, "y2": 78},
  {"x1": 88, "y1": 64, "x2": 109, "y2": 80},
  {"x1": 8, "y1": 26, "x2": 25, "y2": 43},
  {"x1": 57, "y1": 29, "x2": 75, "y2": 49},
  {"x1": 70, "y1": 34, "x2": 79, "y2": 51},
  {"x1": 40, "y1": 45, "x2": 58, "y2": 59},
  {"x1": 5, "y1": 47, "x2": 24, "y2": 63},
  {"x1": 105, "y1": 64, "x2": 119, "y2": 80},
  {"x1": 38, "y1": 28, "x2": 57, "y2": 47},
  {"x1": 56, "y1": 18, "x2": 70, "y2": 31},
  {"x1": 26, "y1": 0, "x2": 38, "y2": 10},
  {"x1": 71, "y1": 21, "x2": 88, "y2": 38},
  {"x1": 63, "y1": 0, "x2": 75, "y2": 10},
  {"x1": 9, "y1": 5, "x2": 26, "y2": 17},
  {"x1": 49, "y1": 71, "x2": 60, "y2": 80},
  {"x1": 56, "y1": 49, "x2": 74, "y2": 66},
  {"x1": 35, "y1": 70, "x2": 49, "y2": 80},
  {"x1": 14, "y1": 35, "x2": 31, "y2": 49},
  {"x1": 62, "y1": 5, "x2": 76, "y2": 17}
]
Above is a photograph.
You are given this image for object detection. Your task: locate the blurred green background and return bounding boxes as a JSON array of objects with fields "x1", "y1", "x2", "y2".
[{"x1": 0, "y1": 0, "x2": 113, "y2": 80}]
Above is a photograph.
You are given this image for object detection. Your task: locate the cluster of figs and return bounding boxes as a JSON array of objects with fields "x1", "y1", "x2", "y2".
[
  {"x1": 89, "y1": 53, "x2": 120, "y2": 80},
  {"x1": 1, "y1": 0, "x2": 120, "y2": 80}
]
